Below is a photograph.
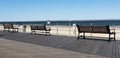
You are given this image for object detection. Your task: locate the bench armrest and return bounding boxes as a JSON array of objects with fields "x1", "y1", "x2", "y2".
[{"x1": 110, "y1": 29, "x2": 115, "y2": 33}]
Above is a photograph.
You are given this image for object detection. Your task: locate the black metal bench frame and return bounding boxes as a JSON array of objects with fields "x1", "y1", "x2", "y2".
[
  {"x1": 76, "y1": 25, "x2": 116, "y2": 42},
  {"x1": 3, "y1": 24, "x2": 18, "y2": 32},
  {"x1": 30, "y1": 25, "x2": 51, "y2": 35}
]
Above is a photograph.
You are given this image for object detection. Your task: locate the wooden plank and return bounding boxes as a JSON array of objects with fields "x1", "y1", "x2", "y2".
[{"x1": 0, "y1": 31, "x2": 119, "y2": 58}]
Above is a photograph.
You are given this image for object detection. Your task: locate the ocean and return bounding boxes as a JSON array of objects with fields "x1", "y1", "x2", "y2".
[{"x1": 0, "y1": 20, "x2": 120, "y2": 26}]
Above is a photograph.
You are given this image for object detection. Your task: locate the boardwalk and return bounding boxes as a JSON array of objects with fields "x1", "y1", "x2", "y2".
[{"x1": 0, "y1": 31, "x2": 119, "y2": 58}]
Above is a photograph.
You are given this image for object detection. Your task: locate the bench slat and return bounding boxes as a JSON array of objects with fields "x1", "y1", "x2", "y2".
[
  {"x1": 92, "y1": 26, "x2": 110, "y2": 33},
  {"x1": 76, "y1": 25, "x2": 92, "y2": 33}
]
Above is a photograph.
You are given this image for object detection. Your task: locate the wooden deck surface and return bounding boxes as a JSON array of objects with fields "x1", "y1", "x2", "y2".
[{"x1": 0, "y1": 31, "x2": 119, "y2": 58}]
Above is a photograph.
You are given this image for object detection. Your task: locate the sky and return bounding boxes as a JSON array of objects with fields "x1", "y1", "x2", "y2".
[{"x1": 0, "y1": 0, "x2": 120, "y2": 21}]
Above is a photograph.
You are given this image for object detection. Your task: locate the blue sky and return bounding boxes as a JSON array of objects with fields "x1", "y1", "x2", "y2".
[{"x1": 0, "y1": 0, "x2": 120, "y2": 21}]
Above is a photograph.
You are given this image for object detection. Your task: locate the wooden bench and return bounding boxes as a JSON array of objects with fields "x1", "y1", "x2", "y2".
[
  {"x1": 3, "y1": 24, "x2": 18, "y2": 32},
  {"x1": 76, "y1": 25, "x2": 116, "y2": 42},
  {"x1": 30, "y1": 25, "x2": 51, "y2": 35}
]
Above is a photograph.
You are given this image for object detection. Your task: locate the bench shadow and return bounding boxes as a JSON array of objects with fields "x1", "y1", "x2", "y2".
[
  {"x1": 80, "y1": 38, "x2": 108, "y2": 41},
  {"x1": 31, "y1": 33, "x2": 51, "y2": 36},
  {"x1": 79, "y1": 36, "x2": 115, "y2": 42}
]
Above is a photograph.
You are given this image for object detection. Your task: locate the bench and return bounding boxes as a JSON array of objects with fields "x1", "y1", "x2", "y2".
[
  {"x1": 3, "y1": 24, "x2": 18, "y2": 32},
  {"x1": 30, "y1": 25, "x2": 51, "y2": 35},
  {"x1": 76, "y1": 25, "x2": 116, "y2": 42}
]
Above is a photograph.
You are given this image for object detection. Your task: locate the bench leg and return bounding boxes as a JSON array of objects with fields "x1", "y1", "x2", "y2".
[
  {"x1": 8, "y1": 29, "x2": 11, "y2": 32},
  {"x1": 45, "y1": 31, "x2": 48, "y2": 35},
  {"x1": 45, "y1": 31, "x2": 47, "y2": 35},
  {"x1": 83, "y1": 32, "x2": 85, "y2": 39},
  {"x1": 114, "y1": 33, "x2": 116, "y2": 41},
  {"x1": 46, "y1": 31, "x2": 51, "y2": 35},
  {"x1": 12, "y1": 29, "x2": 15, "y2": 33},
  {"x1": 48, "y1": 32, "x2": 50, "y2": 35},
  {"x1": 48, "y1": 31, "x2": 51, "y2": 35},
  {"x1": 108, "y1": 34, "x2": 111, "y2": 42}
]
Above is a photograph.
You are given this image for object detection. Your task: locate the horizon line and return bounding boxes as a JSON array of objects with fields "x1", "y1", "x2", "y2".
[{"x1": 0, "y1": 19, "x2": 120, "y2": 22}]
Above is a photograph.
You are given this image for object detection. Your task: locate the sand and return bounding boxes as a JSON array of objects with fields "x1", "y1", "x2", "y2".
[{"x1": 0, "y1": 24, "x2": 120, "y2": 40}]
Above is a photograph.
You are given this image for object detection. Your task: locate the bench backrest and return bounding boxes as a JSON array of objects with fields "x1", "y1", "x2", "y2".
[
  {"x1": 76, "y1": 25, "x2": 110, "y2": 33},
  {"x1": 30, "y1": 25, "x2": 47, "y2": 30},
  {"x1": 3, "y1": 24, "x2": 14, "y2": 29},
  {"x1": 92, "y1": 26, "x2": 110, "y2": 33},
  {"x1": 76, "y1": 25, "x2": 92, "y2": 33},
  {"x1": 37, "y1": 25, "x2": 46, "y2": 30},
  {"x1": 30, "y1": 25, "x2": 38, "y2": 30}
]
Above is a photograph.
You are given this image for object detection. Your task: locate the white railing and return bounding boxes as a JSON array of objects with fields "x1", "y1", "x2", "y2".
[{"x1": 0, "y1": 24, "x2": 120, "y2": 40}]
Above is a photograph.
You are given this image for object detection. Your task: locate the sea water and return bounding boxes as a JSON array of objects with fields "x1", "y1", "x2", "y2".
[{"x1": 0, "y1": 20, "x2": 120, "y2": 26}]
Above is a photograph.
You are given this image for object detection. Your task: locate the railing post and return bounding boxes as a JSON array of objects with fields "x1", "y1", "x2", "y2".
[
  {"x1": 69, "y1": 23, "x2": 71, "y2": 36},
  {"x1": 57, "y1": 23, "x2": 58, "y2": 35},
  {"x1": 73, "y1": 23, "x2": 76, "y2": 37},
  {"x1": 90, "y1": 21, "x2": 93, "y2": 37}
]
